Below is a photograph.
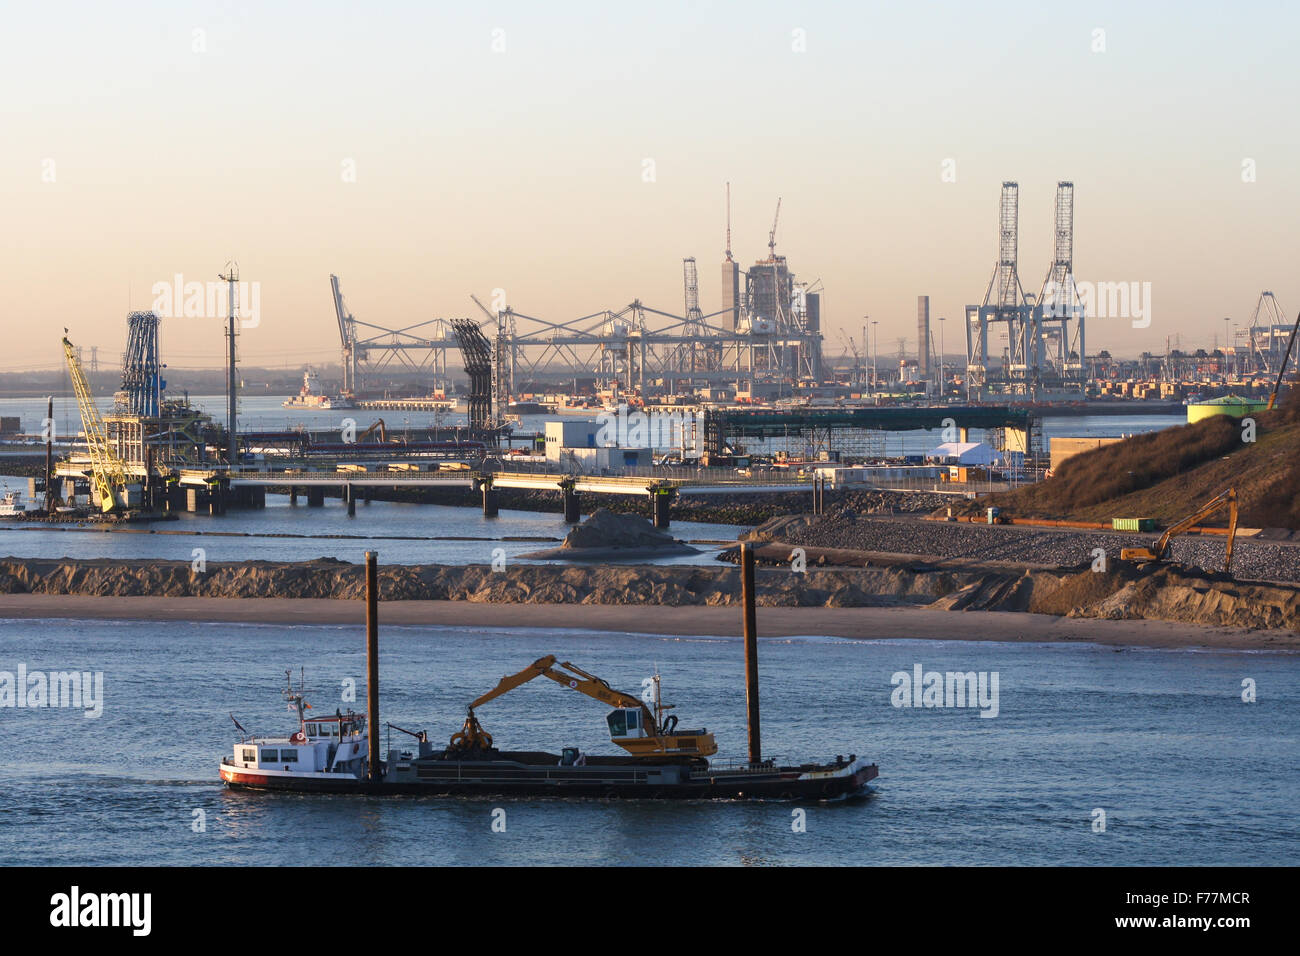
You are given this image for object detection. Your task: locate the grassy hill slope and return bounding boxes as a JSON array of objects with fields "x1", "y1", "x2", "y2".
[{"x1": 983, "y1": 398, "x2": 1300, "y2": 529}]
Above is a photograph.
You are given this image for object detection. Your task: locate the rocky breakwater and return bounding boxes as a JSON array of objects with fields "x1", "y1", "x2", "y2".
[
  {"x1": 0, "y1": 555, "x2": 970, "y2": 608},
  {"x1": 3, "y1": 551, "x2": 1298, "y2": 632}
]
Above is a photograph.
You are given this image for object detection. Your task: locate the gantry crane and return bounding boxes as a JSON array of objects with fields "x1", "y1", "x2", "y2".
[
  {"x1": 448, "y1": 655, "x2": 717, "y2": 759},
  {"x1": 62, "y1": 332, "x2": 127, "y2": 512},
  {"x1": 1120, "y1": 487, "x2": 1238, "y2": 573}
]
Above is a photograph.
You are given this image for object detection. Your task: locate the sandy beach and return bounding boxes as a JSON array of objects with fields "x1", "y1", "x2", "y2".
[{"x1": 1, "y1": 594, "x2": 1295, "y2": 651}]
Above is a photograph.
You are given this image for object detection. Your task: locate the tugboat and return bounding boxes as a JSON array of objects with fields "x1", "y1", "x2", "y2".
[
  {"x1": 219, "y1": 671, "x2": 370, "y2": 792},
  {"x1": 0, "y1": 491, "x2": 32, "y2": 517}
]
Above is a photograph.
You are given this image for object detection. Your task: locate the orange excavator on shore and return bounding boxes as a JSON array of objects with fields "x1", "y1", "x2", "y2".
[
  {"x1": 448, "y1": 655, "x2": 717, "y2": 759},
  {"x1": 1120, "y1": 487, "x2": 1238, "y2": 573}
]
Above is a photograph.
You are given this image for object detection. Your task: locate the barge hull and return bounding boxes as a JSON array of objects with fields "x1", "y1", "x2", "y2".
[{"x1": 222, "y1": 758, "x2": 878, "y2": 800}]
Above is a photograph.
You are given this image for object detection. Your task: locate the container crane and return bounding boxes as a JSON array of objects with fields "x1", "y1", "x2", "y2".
[
  {"x1": 447, "y1": 655, "x2": 717, "y2": 759},
  {"x1": 62, "y1": 332, "x2": 128, "y2": 512}
]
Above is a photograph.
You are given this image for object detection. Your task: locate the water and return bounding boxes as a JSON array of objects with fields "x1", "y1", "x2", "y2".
[
  {"x1": 0, "y1": 619, "x2": 1294, "y2": 866},
  {"x1": 0, "y1": 393, "x2": 1186, "y2": 453},
  {"x1": 0, "y1": 481, "x2": 741, "y2": 566}
]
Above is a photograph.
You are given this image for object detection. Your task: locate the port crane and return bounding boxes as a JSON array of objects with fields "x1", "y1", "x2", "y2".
[
  {"x1": 839, "y1": 330, "x2": 863, "y2": 388},
  {"x1": 62, "y1": 332, "x2": 128, "y2": 512},
  {"x1": 1120, "y1": 487, "x2": 1238, "y2": 573},
  {"x1": 448, "y1": 655, "x2": 717, "y2": 759}
]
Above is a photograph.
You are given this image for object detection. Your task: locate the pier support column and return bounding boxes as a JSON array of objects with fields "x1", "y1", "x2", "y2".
[
  {"x1": 186, "y1": 487, "x2": 206, "y2": 513},
  {"x1": 562, "y1": 486, "x2": 580, "y2": 523},
  {"x1": 346, "y1": 484, "x2": 356, "y2": 517},
  {"x1": 481, "y1": 483, "x2": 499, "y2": 518},
  {"x1": 251, "y1": 486, "x2": 266, "y2": 509},
  {"x1": 289, "y1": 487, "x2": 298, "y2": 505},
  {"x1": 207, "y1": 484, "x2": 226, "y2": 516},
  {"x1": 651, "y1": 488, "x2": 673, "y2": 529},
  {"x1": 307, "y1": 487, "x2": 325, "y2": 507},
  {"x1": 740, "y1": 542, "x2": 761, "y2": 767}
]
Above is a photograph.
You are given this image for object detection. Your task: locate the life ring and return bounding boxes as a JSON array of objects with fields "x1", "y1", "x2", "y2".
[{"x1": 290, "y1": 732, "x2": 306, "y2": 745}]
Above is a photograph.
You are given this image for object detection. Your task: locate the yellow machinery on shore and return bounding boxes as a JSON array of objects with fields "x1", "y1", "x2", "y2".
[
  {"x1": 1120, "y1": 487, "x2": 1238, "y2": 573},
  {"x1": 449, "y1": 655, "x2": 718, "y2": 759},
  {"x1": 62, "y1": 333, "x2": 128, "y2": 512},
  {"x1": 1266, "y1": 307, "x2": 1300, "y2": 411}
]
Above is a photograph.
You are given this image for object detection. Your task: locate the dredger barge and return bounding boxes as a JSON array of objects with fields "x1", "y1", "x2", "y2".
[{"x1": 220, "y1": 549, "x2": 878, "y2": 800}]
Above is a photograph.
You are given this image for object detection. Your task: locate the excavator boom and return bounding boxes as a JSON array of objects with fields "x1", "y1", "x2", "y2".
[{"x1": 450, "y1": 655, "x2": 716, "y2": 759}]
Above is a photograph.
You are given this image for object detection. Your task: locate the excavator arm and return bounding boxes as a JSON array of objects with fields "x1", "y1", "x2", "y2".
[
  {"x1": 469, "y1": 655, "x2": 558, "y2": 710},
  {"x1": 448, "y1": 655, "x2": 716, "y2": 759}
]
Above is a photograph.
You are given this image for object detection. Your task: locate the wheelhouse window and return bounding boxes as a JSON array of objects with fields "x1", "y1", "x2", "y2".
[
  {"x1": 306, "y1": 725, "x2": 319, "y2": 737},
  {"x1": 260, "y1": 749, "x2": 278, "y2": 762},
  {"x1": 281, "y1": 750, "x2": 299, "y2": 763},
  {"x1": 606, "y1": 711, "x2": 627, "y2": 737},
  {"x1": 241, "y1": 748, "x2": 256, "y2": 763}
]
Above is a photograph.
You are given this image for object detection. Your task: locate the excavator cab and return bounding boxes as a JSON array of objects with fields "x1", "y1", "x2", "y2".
[{"x1": 605, "y1": 707, "x2": 645, "y2": 740}]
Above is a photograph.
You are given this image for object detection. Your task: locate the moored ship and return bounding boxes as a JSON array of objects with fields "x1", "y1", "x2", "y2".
[{"x1": 283, "y1": 367, "x2": 355, "y2": 410}]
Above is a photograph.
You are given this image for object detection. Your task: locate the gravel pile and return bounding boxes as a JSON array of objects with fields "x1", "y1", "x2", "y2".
[{"x1": 772, "y1": 510, "x2": 1300, "y2": 584}]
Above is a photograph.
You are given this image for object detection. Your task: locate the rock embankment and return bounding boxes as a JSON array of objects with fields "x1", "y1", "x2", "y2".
[
  {"x1": 744, "y1": 508, "x2": 1300, "y2": 583},
  {"x1": 1, "y1": 555, "x2": 1297, "y2": 632}
]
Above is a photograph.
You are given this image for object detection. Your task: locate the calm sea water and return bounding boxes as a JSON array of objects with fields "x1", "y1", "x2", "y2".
[
  {"x1": 0, "y1": 481, "x2": 741, "y2": 567},
  {"x1": 0, "y1": 619, "x2": 1294, "y2": 866}
]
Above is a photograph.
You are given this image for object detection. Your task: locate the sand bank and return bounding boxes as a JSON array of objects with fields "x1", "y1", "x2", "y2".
[{"x1": 0, "y1": 594, "x2": 1295, "y2": 651}]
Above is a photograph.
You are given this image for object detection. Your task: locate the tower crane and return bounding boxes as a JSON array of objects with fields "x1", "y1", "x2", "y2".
[
  {"x1": 62, "y1": 332, "x2": 128, "y2": 512},
  {"x1": 767, "y1": 197, "x2": 782, "y2": 260}
]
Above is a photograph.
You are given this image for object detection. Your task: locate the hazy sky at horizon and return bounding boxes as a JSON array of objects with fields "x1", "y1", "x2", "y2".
[{"x1": 2, "y1": 1, "x2": 1297, "y2": 371}]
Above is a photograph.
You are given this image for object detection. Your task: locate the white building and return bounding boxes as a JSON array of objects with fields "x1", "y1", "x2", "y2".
[
  {"x1": 543, "y1": 420, "x2": 651, "y2": 473},
  {"x1": 926, "y1": 441, "x2": 1000, "y2": 466}
]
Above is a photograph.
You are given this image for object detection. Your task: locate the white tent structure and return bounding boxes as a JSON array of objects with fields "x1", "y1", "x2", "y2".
[{"x1": 926, "y1": 441, "x2": 1001, "y2": 466}]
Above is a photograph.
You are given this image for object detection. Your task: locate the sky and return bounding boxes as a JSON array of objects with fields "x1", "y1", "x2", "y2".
[{"x1": 2, "y1": 0, "x2": 1297, "y2": 371}]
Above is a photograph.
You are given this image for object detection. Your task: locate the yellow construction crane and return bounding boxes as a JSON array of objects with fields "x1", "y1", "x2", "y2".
[
  {"x1": 62, "y1": 333, "x2": 127, "y2": 512},
  {"x1": 1266, "y1": 308, "x2": 1300, "y2": 410},
  {"x1": 1120, "y1": 487, "x2": 1238, "y2": 573},
  {"x1": 448, "y1": 655, "x2": 717, "y2": 759}
]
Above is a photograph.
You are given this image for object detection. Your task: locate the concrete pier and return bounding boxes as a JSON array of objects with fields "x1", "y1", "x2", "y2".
[
  {"x1": 307, "y1": 487, "x2": 325, "y2": 507},
  {"x1": 481, "y1": 483, "x2": 499, "y2": 518},
  {"x1": 346, "y1": 485, "x2": 356, "y2": 517}
]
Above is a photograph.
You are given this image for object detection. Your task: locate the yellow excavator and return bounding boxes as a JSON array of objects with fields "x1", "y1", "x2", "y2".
[
  {"x1": 1120, "y1": 487, "x2": 1238, "y2": 573},
  {"x1": 448, "y1": 655, "x2": 717, "y2": 759}
]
